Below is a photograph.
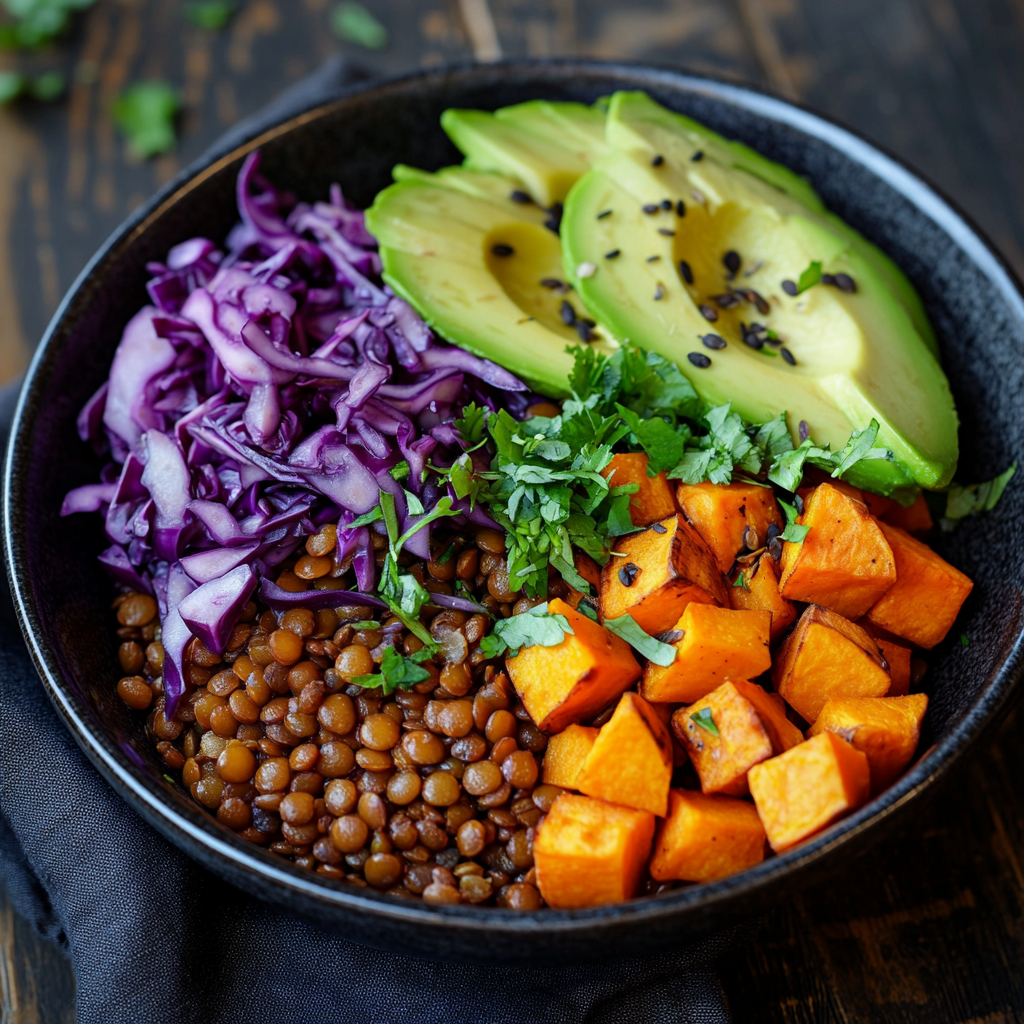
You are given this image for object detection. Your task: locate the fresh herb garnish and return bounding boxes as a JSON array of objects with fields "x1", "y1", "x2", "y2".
[
  {"x1": 331, "y1": 1, "x2": 388, "y2": 48},
  {"x1": 768, "y1": 419, "x2": 893, "y2": 492},
  {"x1": 960, "y1": 633, "x2": 970, "y2": 647},
  {"x1": 0, "y1": 0, "x2": 97, "y2": 50},
  {"x1": 796, "y1": 260, "x2": 823, "y2": 294},
  {"x1": 182, "y1": 1, "x2": 235, "y2": 29},
  {"x1": 778, "y1": 499, "x2": 810, "y2": 544},
  {"x1": 732, "y1": 572, "x2": 747, "y2": 589},
  {"x1": 602, "y1": 614, "x2": 677, "y2": 667},
  {"x1": 478, "y1": 602, "x2": 573, "y2": 659},
  {"x1": 940, "y1": 463, "x2": 1016, "y2": 531},
  {"x1": 113, "y1": 81, "x2": 180, "y2": 159},
  {"x1": 351, "y1": 645, "x2": 433, "y2": 695},
  {"x1": 347, "y1": 620, "x2": 381, "y2": 631},
  {"x1": 0, "y1": 68, "x2": 64, "y2": 103},
  {"x1": 690, "y1": 707, "x2": 720, "y2": 737}
]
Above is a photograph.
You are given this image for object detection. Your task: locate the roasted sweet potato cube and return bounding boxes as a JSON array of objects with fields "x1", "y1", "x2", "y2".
[
  {"x1": 602, "y1": 452, "x2": 677, "y2": 527},
  {"x1": 565, "y1": 551, "x2": 601, "y2": 611},
  {"x1": 729, "y1": 553, "x2": 797, "y2": 642},
  {"x1": 577, "y1": 692, "x2": 673, "y2": 816},
  {"x1": 650, "y1": 789, "x2": 766, "y2": 883},
  {"x1": 676, "y1": 481, "x2": 783, "y2": 573},
  {"x1": 670, "y1": 680, "x2": 775, "y2": 796},
  {"x1": 506, "y1": 599, "x2": 640, "y2": 733},
  {"x1": 866, "y1": 522, "x2": 974, "y2": 649},
  {"x1": 884, "y1": 493, "x2": 934, "y2": 534},
  {"x1": 779, "y1": 482, "x2": 897, "y2": 619},
  {"x1": 748, "y1": 732, "x2": 871, "y2": 852},
  {"x1": 534, "y1": 794, "x2": 655, "y2": 908},
  {"x1": 874, "y1": 637, "x2": 912, "y2": 695},
  {"x1": 797, "y1": 478, "x2": 863, "y2": 505},
  {"x1": 600, "y1": 515, "x2": 728, "y2": 636},
  {"x1": 731, "y1": 680, "x2": 804, "y2": 752},
  {"x1": 542, "y1": 724, "x2": 599, "y2": 789},
  {"x1": 809, "y1": 693, "x2": 928, "y2": 793},
  {"x1": 642, "y1": 604, "x2": 772, "y2": 704},
  {"x1": 773, "y1": 605, "x2": 891, "y2": 723}
]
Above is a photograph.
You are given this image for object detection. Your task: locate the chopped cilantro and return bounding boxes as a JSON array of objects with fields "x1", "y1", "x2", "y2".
[
  {"x1": 960, "y1": 633, "x2": 970, "y2": 647},
  {"x1": 347, "y1": 620, "x2": 381, "y2": 631},
  {"x1": 113, "y1": 81, "x2": 180, "y2": 159},
  {"x1": 768, "y1": 419, "x2": 893, "y2": 492},
  {"x1": 182, "y1": 1, "x2": 235, "y2": 29},
  {"x1": 479, "y1": 602, "x2": 573, "y2": 659},
  {"x1": 941, "y1": 463, "x2": 1016, "y2": 531},
  {"x1": 603, "y1": 614, "x2": 677, "y2": 667},
  {"x1": 351, "y1": 646, "x2": 431, "y2": 696},
  {"x1": 732, "y1": 572, "x2": 747, "y2": 589},
  {"x1": 690, "y1": 707, "x2": 719, "y2": 737},
  {"x1": 0, "y1": 0, "x2": 97, "y2": 50},
  {"x1": 0, "y1": 68, "x2": 64, "y2": 103},
  {"x1": 331, "y1": 1, "x2": 388, "y2": 48},
  {"x1": 778, "y1": 499, "x2": 810, "y2": 544},
  {"x1": 796, "y1": 260, "x2": 823, "y2": 294}
]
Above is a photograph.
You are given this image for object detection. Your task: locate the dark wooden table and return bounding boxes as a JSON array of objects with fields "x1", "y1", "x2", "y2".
[{"x1": 2, "y1": 1, "x2": 1023, "y2": 1020}]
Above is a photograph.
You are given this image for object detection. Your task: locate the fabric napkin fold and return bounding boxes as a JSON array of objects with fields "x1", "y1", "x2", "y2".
[{"x1": 0, "y1": 59, "x2": 744, "y2": 1023}]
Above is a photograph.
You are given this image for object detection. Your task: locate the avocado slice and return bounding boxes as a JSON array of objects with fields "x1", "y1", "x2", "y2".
[
  {"x1": 366, "y1": 169, "x2": 616, "y2": 395},
  {"x1": 605, "y1": 92, "x2": 937, "y2": 355},
  {"x1": 440, "y1": 101, "x2": 607, "y2": 207},
  {"x1": 560, "y1": 148, "x2": 958, "y2": 491}
]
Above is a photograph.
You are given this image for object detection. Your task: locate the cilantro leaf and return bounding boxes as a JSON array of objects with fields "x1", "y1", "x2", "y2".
[
  {"x1": 603, "y1": 614, "x2": 677, "y2": 667},
  {"x1": 0, "y1": 0, "x2": 96, "y2": 50},
  {"x1": 796, "y1": 261, "x2": 823, "y2": 294},
  {"x1": 480, "y1": 603, "x2": 573, "y2": 659},
  {"x1": 350, "y1": 646, "x2": 431, "y2": 696},
  {"x1": 960, "y1": 633, "x2": 970, "y2": 647},
  {"x1": 615, "y1": 404, "x2": 686, "y2": 475},
  {"x1": 455, "y1": 402, "x2": 489, "y2": 448},
  {"x1": 690, "y1": 707, "x2": 720, "y2": 737},
  {"x1": 767, "y1": 419, "x2": 892, "y2": 492},
  {"x1": 331, "y1": 1, "x2": 388, "y2": 48},
  {"x1": 183, "y1": 1, "x2": 235, "y2": 29},
  {"x1": 113, "y1": 81, "x2": 180, "y2": 159},
  {"x1": 778, "y1": 498, "x2": 810, "y2": 543},
  {"x1": 941, "y1": 463, "x2": 1016, "y2": 530}
]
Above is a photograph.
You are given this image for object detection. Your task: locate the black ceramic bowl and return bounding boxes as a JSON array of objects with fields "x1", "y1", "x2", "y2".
[{"x1": 4, "y1": 60, "x2": 1023, "y2": 965}]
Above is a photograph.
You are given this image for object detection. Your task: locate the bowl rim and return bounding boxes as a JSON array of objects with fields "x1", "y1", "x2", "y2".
[{"x1": 5, "y1": 57, "x2": 1024, "y2": 938}]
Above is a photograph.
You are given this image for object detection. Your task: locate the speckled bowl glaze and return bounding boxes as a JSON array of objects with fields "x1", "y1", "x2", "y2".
[{"x1": 4, "y1": 61, "x2": 1023, "y2": 965}]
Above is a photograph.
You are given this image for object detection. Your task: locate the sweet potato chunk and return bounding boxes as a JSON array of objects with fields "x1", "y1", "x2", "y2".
[
  {"x1": 875, "y1": 637, "x2": 912, "y2": 696},
  {"x1": 642, "y1": 604, "x2": 772, "y2": 704},
  {"x1": 506, "y1": 598, "x2": 640, "y2": 733},
  {"x1": 729, "y1": 553, "x2": 797, "y2": 642},
  {"x1": 779, "y1": 482, "x2": 897, "y2": 619},
  {"x1": 676, "y1": 481, "x2": 783, "y2": 573},
  {"x1": 866, "y1": 522, "x2": 974, "y2": 649},
  {"x1": 602, "y1": 452, "x2": 677, "y2": 527},
  {"x1": 534, "y1": 794, "x2": 655, "y2": 908},
  {"x1": 565, "y1": 551, "x2": 601, "y2": 611},
  {"x1": 600, "y1": 515, "x2": 728, "y2": 636},
  {"x1": 577, "y1": 692, "x2": 673, "y2": 815},
  {"x1": 542, "y1": 724, "x2": 599, "y2": 789},
  {"x1": 748, "y1": 732, "x2": 871, "y2": 852},
  {"x1": 772, "y1": 605, "x2": 891, "y2": 723},
  {"x1": 731, "y1": 680, "x2": 804, "y2": 752},
  {"x1": 670, "y1": 680, "x2": 775, "y2": 796},
  {"x1": 809, "y1": 694, "x2": 928, "y2": 793},
  {"x1": 650, "y1": 789, "x2": 766, "y2": 883}
]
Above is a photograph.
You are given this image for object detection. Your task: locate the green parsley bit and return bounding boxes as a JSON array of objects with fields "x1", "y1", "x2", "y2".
[
  {"x1": 113, "y1": 81, "x2": 180, "y2": 159},
  {"x1": 331, "y1": 2, "x2": 388, "y2": 48},
  {"x1": 690, "y1": 707, "x2": 719, "y2": 737}
]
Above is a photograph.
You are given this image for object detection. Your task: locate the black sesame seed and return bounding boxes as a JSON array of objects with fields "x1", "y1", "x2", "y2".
[
  {"x1": 560, "y1": 300, "x2": 576, "y2": 325},
  {"x1": 661, "y1": 199, "x2": 673, "y2": 211},
  {"x1": 618, "y1": 562, "x2": 641, "y2": 587},
  {"x1": 740, "y1": 324, "x2": 764, "y2": 350},
  {"x1": 702, "y1": 333, "x2": 727, "y2": 350},
  {"x1": 766, "y1": 522, "x2": 781, "y2": 544},
  {"x1": 540, "y1": 277, "x2": 563, "y2": 289},
  {"x1": 748, "y1": 322, "x2": 766, "y2": 336},
  {"x1": 723, "y1": 250, "x2": 741, "y2": 275},
  {"x1": 679, "y1": 260, "x2": 694, "y2": 284},
  {"x1": 605, "y1": 249, "x2": 621, "y2": 259},
  {"x1": 596, "y1": 208, "x2": 613, "y2": 219},
  {"x1": 544, "y1": 201, "x2": 563, "y2": 234},
  {"x1": 798, "y1": 419, "x2": 810, "y2": 442},
  {"x1": 658, "y1": 228, "x2": 676, "y2": 237},
  {"x1": 699, "y1": 304, "x2": 718, "y2": 322},
  {"x1": 509, "y1": 189, "x2": 532, "y2": 204},
  {"x1": 780, "y1": 347, "x2": 797, "y2": 365},
  {"x1": 712, "y1": 292, "x2": 741, "y2": 309},
  {"x1": 575, "y1": 320, "x2": 593, "y2": 343},
  {"x1": 492, "y1": 243, "x2": 514, "y2": 257},
  {"x1": 834, "y1": 272, "x2": 857, "y2": 293},
  {"x1": 768, "y1": 536, "x2": 783, "y2": 561},
  {"x1": 793, "y1": 494, "x2": 804, "y2": 515},
  {"x1": 688, "y1": 352, "x2": 712, "y2": 368},
  {"x1": 820, "y1": 272, "x2": 836, "y2": 286},
  {"x1": 651, "y1": 154, "x2": 665, "y2": 167},
  {"x1": 740, "y1": 289, "x2": 770, "y2": 315},
  {"x1": 691, "y1": 150, "x2": 704, "y2": 162},
  {"x1": 656, "y1": 629, "x2": 685, "y2": 644},
  {"x1": 781, "y1": 280, "x2": 798, "y2": 296},
  {"x1": 642, "y1": 203, "x2": 659, "y2": 215},
  {"x1": 646, "y1": 255, "x2": 661, "y2": 263},
  {"x1": 653, "y1": 284, "x2": 665, "y2": 301},
  {"x1": 652, "y1": 522, "x2": 668, "y2": 534},
  {"x1": 578, "y1": 317, "x2": 596, "y2": 328},
  {"x1": 676, "y1": 199, "x2": 686, "y2": 217}
]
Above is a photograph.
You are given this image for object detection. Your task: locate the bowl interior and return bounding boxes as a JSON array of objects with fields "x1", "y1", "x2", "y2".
[{"x1": 6, "y1": 61, "x2": 1024, "y2": 962}]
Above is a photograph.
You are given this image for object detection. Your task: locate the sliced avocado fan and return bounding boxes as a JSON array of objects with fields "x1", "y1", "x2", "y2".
[
  {"x1": 560, "y1": 106, "x2": 958, "y2": 491},
  {"x1": 366, "y1": 163, "x2": 617, "y2": 396}
]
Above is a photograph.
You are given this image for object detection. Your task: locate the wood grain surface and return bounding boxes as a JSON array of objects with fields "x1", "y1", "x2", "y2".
[{"x1": 1, "y1": 1, "x2": 1022, "y2": 1021}]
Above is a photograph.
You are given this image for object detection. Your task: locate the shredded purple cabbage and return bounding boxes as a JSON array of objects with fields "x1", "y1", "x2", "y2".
[{"x1": 64, "y1": 153, "x2": 525, "y2": 712}]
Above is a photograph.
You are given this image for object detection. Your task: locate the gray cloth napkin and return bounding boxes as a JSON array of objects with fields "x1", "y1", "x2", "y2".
[{"x1": 0, "y1": 60, "x2": 742, "y2": 1023}]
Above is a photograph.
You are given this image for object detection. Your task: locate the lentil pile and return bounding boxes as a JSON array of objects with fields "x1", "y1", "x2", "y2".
[{"x1": 114, "y1": 522, "x2": 593, "y2": 909}]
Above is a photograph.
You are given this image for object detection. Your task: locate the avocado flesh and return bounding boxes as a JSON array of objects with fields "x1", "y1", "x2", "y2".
[
  {"x1": 561, "y1": 150, "x2": 958, "y2": 491},
  {"x1": 365, "y1": 173, "x2": 616, "y2": 396},
  {"x1": 440, "y1": 102, "x2": 607, "y2": 207},
  {"x1": 604, "y1": 92, "x2": 937, "y2": 356}
]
